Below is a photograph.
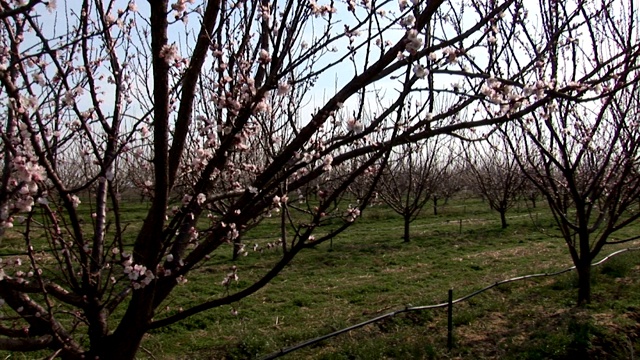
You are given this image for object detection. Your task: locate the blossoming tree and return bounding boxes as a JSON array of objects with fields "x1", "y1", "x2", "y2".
[
  {"x1": 0, "y1": 0, "x2": 637, "y2": 357},
  {"x1": 500, "y1": 0, "x2": 640, "y2": 305},
  {"x1": 505, "y1": 82, "x2": 640, "y2": 304}
]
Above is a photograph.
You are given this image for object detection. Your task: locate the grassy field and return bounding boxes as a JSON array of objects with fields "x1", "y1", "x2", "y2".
[
  {"x1": 143, "y1": 197, "x2": 640, "y2": 359},
  {"x1": 2, "y1": 196, "x2": 639, "y2": 359}
]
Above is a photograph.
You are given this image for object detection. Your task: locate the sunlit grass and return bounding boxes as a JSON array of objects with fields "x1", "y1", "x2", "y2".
[
  {"x1": 142, "y1": 197, "x2": 640, "y2": 359},
  {"x1": 1, "y1": 196, "x2": 639, "y2": 359}
]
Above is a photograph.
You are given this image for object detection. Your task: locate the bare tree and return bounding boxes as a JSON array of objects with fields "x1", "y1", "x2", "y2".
[
  {"x1": 520, "y1": 173, "x2": 541, "y2": 209},
  {"x1": 0, "y1": 0, "x2": 636, "y2": 357},
  {"x1": 431, "y1": 159, "x2": 462, "y2": 215},
  {"x1": 379, "y1": 136, "x2": 450, "y2": 242},
  {"x1": 464, "y1": 136, "x2": 525, "y2": 228}
]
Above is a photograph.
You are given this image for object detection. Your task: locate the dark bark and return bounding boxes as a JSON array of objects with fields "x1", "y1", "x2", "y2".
[
  {"x1": 576, "y1": 259, "x2": 592, "y2": 305},
  {"x1": 433, "y1": 196, "x2": 438, "y2": 215},
  {"x1": 403, "y1": 214, "x2": 411, "y2": 242},
  {"x1": 499, "y1": 209, "x2": 508, "y2": 229},
  {"x1": 92, "y1": 327, "x2": 147, "y2": 360},
  {"x1": 576, "y1": 229, "x2": 593, "y2": 305}
]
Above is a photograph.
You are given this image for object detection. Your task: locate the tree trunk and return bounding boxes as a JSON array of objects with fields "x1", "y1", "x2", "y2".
[
  {"x1": 576, "y1": 260, "x2": 591, "y2": 305},
  {"x1": 101, "y1": 336, "x2": 144, "y2": 360},
  {"x1": 499, "y1": 210, "x2": 508, "y2": 229},
  {"x1": 92, "y1": 288, "x2": 154, "y2": 359},
  {"x1": 403, "y1": 215, "x2": 411, "y2": 242},
  {"x1": 89, "y1": 327, "x2": 146, "y2": 360},
  {"x1": 433, "y1": 196, "x2": 438, "y2": 215}
]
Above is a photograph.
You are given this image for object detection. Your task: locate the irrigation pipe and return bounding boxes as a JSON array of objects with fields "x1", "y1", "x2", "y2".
[{"x1": 260, "y1": 246, "x2": 640, "y2": 360}]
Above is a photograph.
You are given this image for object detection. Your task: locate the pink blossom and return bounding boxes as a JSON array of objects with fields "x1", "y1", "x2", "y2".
[
  {"x1": 258, "y1": 49, "x2": 271, "y2": 63},
  {"x1": 347, "y1": 118, "x2": 364, "y2": 134},
  {"x1": 254, "y1": 100, "x2": 270, "y2": 113},
  {"x1": 140, "y1": 125, "x2": 150, "y2": 137},
  {"x1": 323, "y1": 155, "x2": 333, "y2": 171},
  {"x1": 46, "y1": 0, "x2": 57, "y2": 12},
  {"x1": 172, "y1": 0, "x2": 187, "y2": 13},
  {"x1": 159, "y1": 44, "x2": 180, "y2": 63},
  {"x1": 277, "y1": 82, "x2": 290, "y2": 96}
]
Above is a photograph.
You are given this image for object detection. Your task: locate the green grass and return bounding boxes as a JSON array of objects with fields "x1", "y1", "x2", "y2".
[
  {"x1": 142, "y1": 198, "x2": 640, "y2": 359},
  {"x1": 1, "y1": 197, "x2": 639, "y2": 359}
]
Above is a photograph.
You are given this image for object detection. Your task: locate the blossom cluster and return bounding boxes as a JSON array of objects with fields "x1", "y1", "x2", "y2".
[
  {"x1": 123, "y1": 257, "x2": 156, "y2": 289},
  {"x1": 442, "y1": 46, "x2": 459, "y2": 64},
  {"x1": 0, "y1": 257, "x2": 36, "y2": 284},
  {"x1": 0, "y1": 123, "x2": 46, "y2": 229},
  {"x1": 399, "y1": 0, "x2": 419, "y2": 11},
  {"x1": 346, "y1": 117, "x2": 364, "y2": 133},
  {"x1": 344, "y1": 206, "x2": 361, "y2": 222},
  {"x1": 221, "y1": 222, "x2": 239, "y2": 241},
  {"x1": 221, "y1": 265, "x2": 238, "y2": 287},
  {"x1": 191, "y1": 148, "x2": 213, "y2": 172},
  {"x1": 272, "y1": 194, "x2": 288, "y2": 208},
  {"x1": 159, "y1": 44, "x2": 181, "y2": 64},
  {"x1": 252, "y1": 238, "x2": 284, "y2": 253},
  {"x1": 171, "y1": 0, "x2": 195, "y2": 18},
  {"x1": 309, "y1": 1, "x2": 337, "y2": 17},
  {"x1": 481, "y1": 77, "x2": 545, "y2": 115},
  {"x1": 405, "y1": 29, "x2": 423, "y2": 55},
  {"x1": 196, "y1": 116, "x2": 219, "y2": 148}
]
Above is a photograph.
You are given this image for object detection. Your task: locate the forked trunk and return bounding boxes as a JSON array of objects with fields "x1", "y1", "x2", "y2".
[
  {"x1": 90, "y1": 289, "x2": 154, "y2": 359},
  {"x1": 91, "y1": 326, "x2": 146, "y2": 360}
]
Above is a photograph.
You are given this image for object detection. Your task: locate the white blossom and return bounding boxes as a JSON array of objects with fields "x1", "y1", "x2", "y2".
[
  {"x1": 46, "y1": 0, "x2": 57, "y2": 12},
  {"x1": 413, "y1": 64, "x2": 428, "y2": 79},
  {"x1": 277, "y1": 82, "x2": 290, "y2": 96},
  {"x1": 405, "y1": 29, "x2": 423, "y2": 54},
  {"x1": 70, "y1": 195, "x2": 81, "y2": 209},
  {"x1": 259, "y1": 49, "x2": 271, "y2": 63}
]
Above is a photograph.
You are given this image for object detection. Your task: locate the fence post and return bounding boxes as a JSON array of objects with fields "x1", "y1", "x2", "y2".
[{"x1": 447, "y1": 288, "x2": 453, "y2": 351}]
